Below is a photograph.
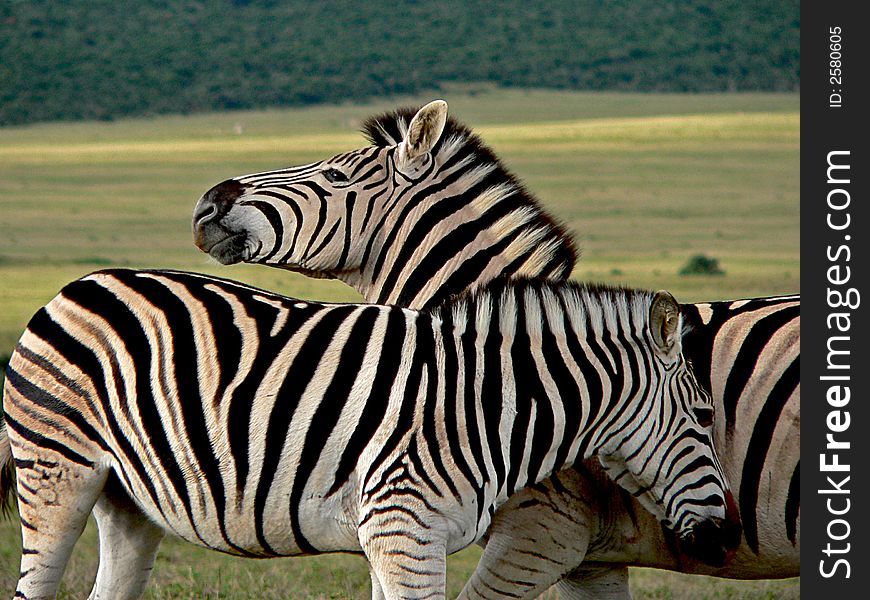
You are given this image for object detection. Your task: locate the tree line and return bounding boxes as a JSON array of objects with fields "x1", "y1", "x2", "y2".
[{"x1": 0, "y1": 0, "x2": 799, "y2": 126}]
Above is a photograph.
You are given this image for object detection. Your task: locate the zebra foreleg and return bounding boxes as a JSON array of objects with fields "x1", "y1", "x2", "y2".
[
  {"x1": 458, "y1": 469, "x2": 597, "y2": 600},
  {"x1": 555, "y1": 565, "x2": 631, "y2": 600},
  {"x1": 359, "y1": 515, "x2": 448, "y2": 600},
  {"x1": 13, "y1": 449, "x2": 107, "y2": 600},
  {"x1": 368, "y1": 564, "x2": 386, "y2": 600},
  {"x1": 87, "y1": 476, "x2": 165, "y2": 600}
]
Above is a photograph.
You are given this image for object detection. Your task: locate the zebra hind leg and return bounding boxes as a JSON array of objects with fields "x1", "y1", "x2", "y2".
[
  {"x1": 14, "y1": 448, "x2": 108, "y2": 600},
  {"x1": 87, "y1": 475, "x2": 165, "y2": 600}
]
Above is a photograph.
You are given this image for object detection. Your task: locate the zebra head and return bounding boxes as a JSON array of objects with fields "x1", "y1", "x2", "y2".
[
  {"x1": 193, "y1": 100, "x2": 576, "y2": 309},
  {"x1": 595, "y1": 290, "x2": 741, "y2": 567}
]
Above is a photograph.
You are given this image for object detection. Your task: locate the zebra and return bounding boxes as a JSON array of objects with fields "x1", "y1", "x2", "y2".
[
  {"x1": 465, "y1": 294, "x2": 799, "y2": 599},
  {"x1": 192, "y1": 100, "x2": 800, "y2": 597},
  {"x1": 193, "y1": 100, "x2": 576, "y2": 311},
  {"x1": 0, "y1": 269, "x2": 740, "y2": 600}
]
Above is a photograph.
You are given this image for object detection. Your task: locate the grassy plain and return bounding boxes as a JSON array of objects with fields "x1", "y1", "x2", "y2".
[{"x1": 0, "y1": 89, "x2": 798, "y2": 598}]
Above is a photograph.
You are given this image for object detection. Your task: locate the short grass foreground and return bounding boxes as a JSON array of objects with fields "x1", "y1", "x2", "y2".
[
  {"x1": 0, "y1": 518, "x2": 798, "y2": 599},
  {"x1": 0, "y1": 89, "x2": 799, "y2": 597}
]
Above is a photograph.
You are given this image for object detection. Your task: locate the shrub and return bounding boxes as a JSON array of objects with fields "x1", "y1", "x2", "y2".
[{"x1": 679, "y1": 254, "x2": 725, "y2": 276}]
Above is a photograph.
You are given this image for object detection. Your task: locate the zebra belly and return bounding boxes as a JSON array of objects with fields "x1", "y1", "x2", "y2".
[{"x1": 110, "y1": 461, "x2": 363, "y2": 557}]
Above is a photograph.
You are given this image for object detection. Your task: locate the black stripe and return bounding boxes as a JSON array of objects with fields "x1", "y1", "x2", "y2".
[
  {"x1": 592, "y1": 315, "x2": 644, "y2": 453},
  {"x1": 416, "y1": 235, "x2": 516, "y2": 311},
  {"x1": 406, "y1": 436, "x2": 442, "y2": 499},
  {"x1": 254, "y1": 306, "x2": 353, "y2": 555},
  {"x1": 566, "y1": 307, "x2": 610, "y2": 459},
  {"x1": 307, "y1": 219, "x2": 341, "y2": 261},
  {"x1": 740, "y1": 358, "x2": 799, "y2": 553},
  {"x1": 326, "y1": 309, "x2": 406, "y2": 497},
  {"x1": 11, "y1": 344, "x2": 101, "y2": 422},
  {"x1": 335, "y1": 191, "x2": 357, "y2": 271},
  {"x1": 359, "y1": 186, "x2": 387, "y2": 235},
  {"x1": 253, "y1": 304, "x2": 357, "y2": 555},
  {"x1": 256, "y1": 190, "x2": 304, "y2": 256},
  {"x1": 383, "y1": 185, "x2": 513, "y2": 301},
  {"x1": 226, "y1": 293, "x2": 308, "y2": 508},
  {"x1": 435, "y1": 310, "x2": 483, "y2": 516},
  {"x1": 508, "y1": 293, "x2": 554, "y2": 492},
  {"x1": 723, "y1": 305, "x2": 799, "y2": 430},
  {"x1": 418, "y1": 316, "x2": 461, "y2": 500},
  {"x1": 385, "y1": 185, "x2": 519, "y2": 306},
  {"x1": 369, "y1": 162, "x2": 475, "y2": 284},
  {"x1": 785, "y1": 461, "x2": 800, "y2": 545},
  {"x1": 541, "y1": 301, "x2": 584, "y2": 472},
  {"x1": 301, "y1": 189, "x2": 330, "y2": 257},
  {"x1": 179, "y1": 280, "x2": 242, "y2": 407},
  {"x1": 246, "y1": 200, "x2": 284, "y2": 262},
  {"x1": 458, "y1": 303, "x2": 490, "y2": 506},
  {"x1": 362, "y1": 318, "x2": 429, "y2": 497},
  {"x1": 287, "y1": 306, "x2": 379, "y2": 549}
]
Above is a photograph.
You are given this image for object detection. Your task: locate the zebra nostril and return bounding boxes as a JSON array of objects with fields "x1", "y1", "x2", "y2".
[
  {"x1": 193, "y1": 179, "x2": 250, "y2": 230},
  {"x1": 193, "y1": 202, "x2": 218, "y2": 225}
]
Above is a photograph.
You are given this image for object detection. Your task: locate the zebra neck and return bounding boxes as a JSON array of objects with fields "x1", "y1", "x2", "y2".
[
  {"x1": 346, "y1": 185, "x2": 576, "y2": 310},
  {"x1": 441, "y1": 298, "x2": 625, "y2": 502}
]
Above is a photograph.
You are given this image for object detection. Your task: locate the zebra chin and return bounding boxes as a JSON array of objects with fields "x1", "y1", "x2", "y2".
[
  {"x1": 677, "y1": 491, "x2": 742, "y2": 567},
  {"x1": 201, "y1": 231, "x2": 250, "y2": 265}
]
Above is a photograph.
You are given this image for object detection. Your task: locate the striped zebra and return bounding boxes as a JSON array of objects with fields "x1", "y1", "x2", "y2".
[
  {"x1": 192, "y1": 101, "x2": 800, "y2": 597},
  {"x1": 193, "y1": 100, "x2": 575, "y2": 311},
  {"x1": 467, "y1": 295, "x2": 799, "y2": 599},
  {"x1": 0, "y1": 269, "x2": 740, "y2": 600}
]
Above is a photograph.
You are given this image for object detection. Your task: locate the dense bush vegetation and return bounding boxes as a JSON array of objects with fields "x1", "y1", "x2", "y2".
[{"x1": 0, "y1": 0, "x2": 799, "y2": 125}]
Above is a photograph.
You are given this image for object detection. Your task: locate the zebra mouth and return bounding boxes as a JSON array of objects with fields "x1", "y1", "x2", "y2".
[
  {"x1": 678, "y1": 516, "x2": 742, "y2": 567},
  {"x1": 206, "y1": 233, "x2": 249, "y2": 265},
  {"x1": 677, "y1": 490, "x2": 742, "y2": 568}
]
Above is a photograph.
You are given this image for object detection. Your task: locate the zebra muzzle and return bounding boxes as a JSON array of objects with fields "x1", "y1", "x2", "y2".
[
  {"x1": 193, "y1": 179, "x2": 252, "y2": 255},
  {"x1": 678, "y1": 491, "x2": 742, "y2": 567}
]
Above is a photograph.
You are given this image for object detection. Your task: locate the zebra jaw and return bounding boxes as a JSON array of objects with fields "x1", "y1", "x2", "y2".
[
  {"x1": 200, "y1": 232, "x2": 250, "y2": 265},
  {"x1": 196, "y1": 224, "x2": 337, "y2": 279},
  {"x1": 266, "y1": 262, "x2": 338, "y2": 280}
]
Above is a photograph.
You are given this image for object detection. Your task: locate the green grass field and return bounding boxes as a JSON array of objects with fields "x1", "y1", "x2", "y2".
[{"x1": 0, "y1": 89, "x2": 798, "y2": 598}]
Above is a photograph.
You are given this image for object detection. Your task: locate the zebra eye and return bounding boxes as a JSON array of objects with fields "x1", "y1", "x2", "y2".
[
  {"x1": 322, "y1": 167, "x2": 349, "y2": 183},
  {"x1": 693, "y1": 406, "x2": 714, "y2": 428}
]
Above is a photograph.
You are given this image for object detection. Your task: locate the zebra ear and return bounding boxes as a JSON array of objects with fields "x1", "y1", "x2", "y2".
[
  {"x1": 649, "y1": 290, "x2": 681, "y2": 361},
  {"x1": 400, "y1": 100, "x2": 448, "y2": 163}
]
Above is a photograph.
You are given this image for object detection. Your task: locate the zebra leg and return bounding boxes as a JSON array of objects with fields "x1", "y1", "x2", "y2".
[
  {"x1": 459, "y1": 470, "x2": 597, "y2": 600},
  {"x1": 555, "y1": 566, "x2": 631, "y2": 600},
  {"x1": 87, "y1": 477, "x2": 165, "y2": 600},
  {"x1": 359, "y1": 515, "x2": 448, "y2": 599},
  {"x1": 14, "y1": 453, "x2": 108, "y2": 600},
  {"x1": 368, "y1": 565, "x2": 386, "y2": 600}
]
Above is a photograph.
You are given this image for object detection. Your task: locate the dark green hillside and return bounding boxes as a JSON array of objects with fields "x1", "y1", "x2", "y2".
[{"x1": 0, "y1": 0, "x2": 799, "y2": 125}]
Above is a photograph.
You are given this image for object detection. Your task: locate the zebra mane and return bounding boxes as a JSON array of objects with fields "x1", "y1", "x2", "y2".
[
  {"x1": 431, "y1": 277, "x2": 661, "y2": 341},
  {"x1": 362, "y1": 107, "x2": 579, "y2": 278}
]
